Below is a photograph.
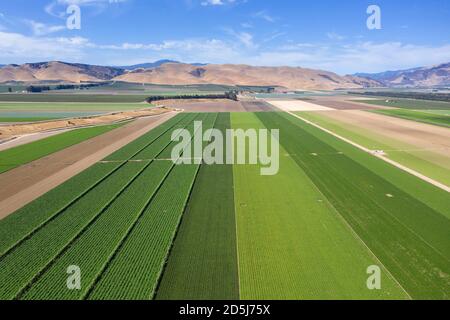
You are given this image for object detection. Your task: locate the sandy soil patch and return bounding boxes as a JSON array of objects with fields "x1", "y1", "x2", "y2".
[
  {"x1": 0, "y1": 111, "x2": 177, "y2": 219},
  {"x1": 267, "y1": 100, "x2": 335, "y2": 111},
  {"x1": 308, "y1": 96, "x2": 385, "y2": 110},
  {"x1": 0, "y1": 107, "x2": 171, "y2": 140}
]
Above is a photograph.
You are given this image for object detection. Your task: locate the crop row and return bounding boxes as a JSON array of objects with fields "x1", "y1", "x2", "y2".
[
  {"x1": 86, "y1": 114, "x2": 218, "y2": 299},
  {"x1": 0, "y1": 113, "x2": 190, "y2": 257},
  {"x1": 0, "y1": 113, "x2": 194, "y2": 253},
  {"x1": 0, "y1": 112, "x2": 205, "y2": 299},
  {"x1": 0, "y1": 162, "x2": 120, "y2": 256},
  {"x1": 21, "y1": 160, "x2": 174, "y2": 299},
  {"x1": 256, "y1": 111, "x2": 450, "y2": 299},
  {"x1": 20, "y1": 114, "x2": 215, "y2": 299},
  {"x1": 104, "y1": 113, "x2": 189, "y2": 161},
  {"x1": 156, "y1": 113, "x2": 239, "y2": 300},
  {"x1": 0, "y1": 162, "x2": 147, "y2": 299}
]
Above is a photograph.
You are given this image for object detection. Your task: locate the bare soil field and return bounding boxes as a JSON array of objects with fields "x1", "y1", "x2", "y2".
[
  {"x1": 317, "y1": 110, "x2": 450, "y2": 159},
  {"x1": 0, "y1": 107, "x2": 170, "y2": 141},
  {"x1": 0, "y1": 112, "x2": 177, "y2": 219},
  {"x1": 154, "y1": 99, "x2": 246, "y2": 112},
  {"x1": 241, "y1": 100, "x2": 276, "y2": 112},
  {"x1": 308, "y1": 96, "x2": 384, "y2": 110}
]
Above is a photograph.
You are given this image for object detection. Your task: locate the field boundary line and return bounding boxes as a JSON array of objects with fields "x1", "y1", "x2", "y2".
[{"x1": 266, "y1": 101, "x2": 450, "y2": 193}]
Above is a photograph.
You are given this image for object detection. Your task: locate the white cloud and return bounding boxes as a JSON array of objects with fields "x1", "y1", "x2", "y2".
[
  {"x1": 201, "y1": 0, "x2": 236, "y2": 6},
  {"x1": 25, "y1": 20, "x2": 66, "y2": 36},
  {"x1": 0, "y1": 31, "x2": 90, "y2": 61},
  {"x1": 326, "y1": 32, "x2": 345, "y2": 41},
  {"x1": 1, "y1": 29, "x2": 449, "y2": 75},
  {"x1": 45, "y1": 0, "x2": 129, "y2": 17},
  {"x1": 252, "y1": 10, "x2": 276, "y2": 23}
]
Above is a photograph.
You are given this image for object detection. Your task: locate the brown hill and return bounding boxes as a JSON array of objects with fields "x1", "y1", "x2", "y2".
[
  {"x1": 0, "y1": 61, "x2": 382, "y2": 89},
  {"x1": 114, "y1": 63, "x2": 381, "y2": 90},
  {"x1": 0, "y1": 61, "x2": 124, "y2": 83}
]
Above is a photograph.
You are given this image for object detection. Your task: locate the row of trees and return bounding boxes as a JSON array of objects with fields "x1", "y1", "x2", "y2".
[
  {"x1": 25, "y1": 83, "x2": 107, "y2": 93},
  {"x1": 146, "y1": 91, "x2": 238, "y2": 103}
]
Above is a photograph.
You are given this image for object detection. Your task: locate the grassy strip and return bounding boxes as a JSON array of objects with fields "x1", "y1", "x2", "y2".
[
  {"x1": 369, "y1": 108, "x2": 450, "y2": 128},
  {"x1": 0, "y1": 162, "x2": 147, "y2": 299},
  {"x1": 0, "y1": 123, "x2": 124, "y2": 174},
  {"x1": 87, "y1": 115, "x2": 217, "y2": 299},
  {"x1": 297, "y1": 111, "x2": 450, "y2": 186},
  {"x1": 156, "y1": 113, "x2": 239, "y2": 300},
  {"x1": 232, "y1": 112, "x2": 407, "y2": 299},
  {"x1": 257, "y1": 112, "x2": 450, "y2": 299}
]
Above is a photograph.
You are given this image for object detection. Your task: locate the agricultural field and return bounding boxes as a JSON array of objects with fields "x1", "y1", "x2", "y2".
[
  {"x1": 370, "y1": 108, "x2": 450, "y2": 128},
  {"x1": 0, "y1": 123, "x2": 125, "y2": 174},
  {"x1": 0, "y1": 102, "x2": 150, "y2": 111},
  {"x1": 0, "y1": 108, "x2": 448, "y2": 300},
  {"x1": 353, "y1": 98, "x2": 450, "y2": 110},
  {"x1": 297, "y1": 111, "x2": 450, "y2": 186}
]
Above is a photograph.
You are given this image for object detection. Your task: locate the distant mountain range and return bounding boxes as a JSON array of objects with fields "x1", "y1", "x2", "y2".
[
  {"x1": 355, "y1": 63, "x2": 450, "y2": 87},
  {"x1": 7, "y1": 60, "x2": 449, "y2": 89},
  {"x1": 0, "y1": 60, "x2": 382, "y2": 90}
]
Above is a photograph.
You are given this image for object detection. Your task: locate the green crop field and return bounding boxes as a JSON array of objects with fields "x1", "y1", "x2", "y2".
[
  {"x1": 353, "y1": 98, "x2": 450, "y2": 110},
  {"x1": 0, "y1": 102, "x2": 150, "y2": 111},
  {"x1": 370, "y1": 108, "x2": 450, "y2": 127},
  {"x1": 0, "y1": 110, "x2": 448, "y2": 300},
  {"x1": 0, "y1": 123, "x2": 125, "y2": 174},
  {"x1": 0, "y1": 94, "x2": 151, "y2": 103}
]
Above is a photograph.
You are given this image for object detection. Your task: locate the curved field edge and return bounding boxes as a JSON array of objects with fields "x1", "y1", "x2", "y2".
[
  {"x1": 156, "y1": 113, "x2": 239, "y2": 300},
  {"x1": 231, "y1": 112, "x2": 408, "y2": 300},
  {"x1": 295, "y1": 111, "x2": 450, "y2": 216},
  {"x1": 258, "y1": 111, "x2": 450, "y2": 299},
  {"x1": 0, "y1": 122, "x2": 125, "y2": 174}
]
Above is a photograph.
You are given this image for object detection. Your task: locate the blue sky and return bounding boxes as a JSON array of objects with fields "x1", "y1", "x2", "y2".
[{"x1": 0, "y1": 0, "x2": 449, "y2": 74}]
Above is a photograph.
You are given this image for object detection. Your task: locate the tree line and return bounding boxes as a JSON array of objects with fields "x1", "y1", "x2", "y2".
[{"x1": 146, "y1": 91, "x2": 238, "y2": 103}]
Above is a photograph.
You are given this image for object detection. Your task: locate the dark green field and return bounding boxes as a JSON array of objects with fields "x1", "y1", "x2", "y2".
[{"x1": 370, "y1": 109, "x2": 450, "y2": 127}]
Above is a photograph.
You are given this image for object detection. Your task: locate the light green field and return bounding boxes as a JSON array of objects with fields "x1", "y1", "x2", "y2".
[
  {"x1": 297, "y1": 111, "x2": 450, "y2": 186},
  {"x1": 370, "y1": 109, "x2": 450, "y2": 128},
  {"x1": 0, "y1": 102, "x2": 150, "y2": 112},
  {"x1": 0, "y1": 123, "x2": 125, "y2": 174},
  {"x1": 353, "y1": 99, "x2": 450, "y2": 110},
  {"x1": 232, "y1": 112, "x2": 408, "y2": 299}
]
